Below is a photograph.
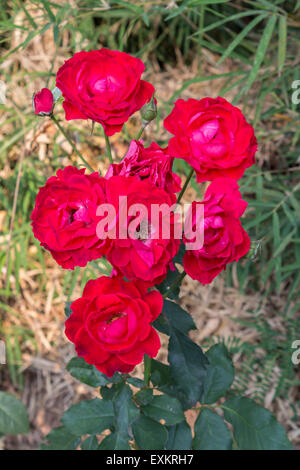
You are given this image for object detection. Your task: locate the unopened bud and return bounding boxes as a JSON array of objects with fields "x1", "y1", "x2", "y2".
[
  {"x1": 141, "y1": 95, "x2": 157, "y2": 126},
  {"x1": 246, "y1": 239, "x2": 263, "y2": 261},
  {"x1": 32, "y1": 88, "x2": 54, "y2": 116}
]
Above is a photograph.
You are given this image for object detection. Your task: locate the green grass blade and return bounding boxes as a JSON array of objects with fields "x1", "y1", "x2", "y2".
[
  {"x1": 217, "y1": 13, "x2": 267, "y2": 65},
  {"x1": 245, "y1": 14, "x2": 277, "y2": 93},
  {"x1": 278, "y1": 15, "x2": 287, "y2": 72}
]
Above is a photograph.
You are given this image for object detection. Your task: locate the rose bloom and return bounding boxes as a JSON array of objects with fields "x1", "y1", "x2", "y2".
[
  {"x1": 56, "y1": 49, "x2": 154, "y2": 136},
  {"x1": 33, "y1": 88, "x2": 53, "y2": 115},
  {"x1": 65, "y1": 276, "x2": 162, "y2": 376},
  {"x1": 101, "y1": 175, "x2": 180, "y2": 286},
  {"x1": 105, "y1": 140, "x2": 181, "y2": 193},
  {"x1": 164, "y1": 97, "x2": 257, "y2": 183},
  {"x1": 31, "y1": 166, "x2": 109, "y2": 269},
  {"x1": 183, "y1": 178, "x2": 250, "y2": 285}
]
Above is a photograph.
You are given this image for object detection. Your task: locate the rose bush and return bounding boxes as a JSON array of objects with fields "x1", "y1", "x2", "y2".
[
  {"x1": 183, "y1": 178, "x2": 250, "y2": 285},
  {"x1": 31, "y1": 47, "x2": 292, "y2": 452},
  {"x1": 164, "y1": 97, "x2": 257, "y2": 182},
  {"x1": 56, "y1": 49, "x2": 154, "y2": 136},
  {"x1": 65, "y1": 276, "x2": 162, "y2": 377},
  {"x1": 31, "y1": 166, "x2": 109, "y2": 269},
  {"x1": 105, "y1": 140, "x2": 181, "y2": 193}
]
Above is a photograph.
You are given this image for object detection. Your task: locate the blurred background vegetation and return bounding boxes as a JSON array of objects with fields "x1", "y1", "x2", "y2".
[{"x1": 0, "y1": 0, "x2": 300, "y2": 448}]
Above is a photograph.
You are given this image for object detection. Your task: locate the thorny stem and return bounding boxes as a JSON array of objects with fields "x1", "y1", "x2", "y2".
[
  {"x1": 177, "y1": 167, "x2": 194, "y2": 204},
  {"x1": 51, "y1": 115, "x2": 94, "y2": 172}
]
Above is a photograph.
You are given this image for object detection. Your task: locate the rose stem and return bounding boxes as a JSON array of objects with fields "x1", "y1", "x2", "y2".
[
  {"x1": 162, "y1": 271, "x2": 187, "y2": 299},
  {"x1": 136, "y1": 125, "x2": 146, "y2": 141},
  {"x1": 104, "y1": 132, "x2": 113, "y2": 164},
  {"x1": 177, "y1": 167, "x2": 194, "y2": 204},
  {"x1": 51, "y1": 115, "x2": 94, "y2": 172},
  {"x1": 144, "y1": 354, "x2": 151, "y2": 386}
]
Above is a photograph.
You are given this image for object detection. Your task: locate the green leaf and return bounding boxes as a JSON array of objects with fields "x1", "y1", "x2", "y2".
[
  {"x1": 101, "y1": 385, "x2": 119, "y2": 402},
  {"x1": 62, "y1": 398, "x2": 114, "y2": 436},
  {"x1": 165, "y1": 420, "x2": 192, "y2": 450},
  {"x1": 150, "y1": 360, "x2": 176, "y2": 392},
  {"x1": 81, "y1": 435, "x2": 98, "y2": 450},
  {"x1": 223, "y1": 397, "x2": 293, "y2": 450},
  {"x1": 150, "y1": 360, "x2": 191, "y2": 410},
  {"x1": 40, "y1": 426, "x2": 80, "y2": 450},
  {"x1": 151, "y1": 315, "x2": 169, "y2": 335},
  {"x1": 201, "y1": 344, "x2": 234, "y2": 404},
  {"x1": 66, "y1": 357, "x2": 110, "y2": 387},
  {"x1": 135, "y1": 388, "x2": 154, "y2": 406},
  {"x1": 0, "y1": 391, "x2": 29, "y2": 435},
  {"x1": 132, "y1": 415, "x2": 168, "y2": 450},
  {"x1": 193, "y1": 408, "x2": 232, "y2": 450},
  {"x1": 157, "y1": 267, "x2": 181, "y2": 300},
  {"x1": 126, "y1": 377, "x2": 145, "y2": 388},
  {"x1": 168, "y1": 329, "x2": 208, "y2": 406},
  {"x1": 98, "y1": 432, "x2": 131, "y2": 450},
  {"x1": 245, "y1": 14, "x2": 277, "y2": 92},
  {"x1": 111, "y1": 384, "x2": 140, "y2": 450},
  {"x1": 142, "y1": 394, "x2": 185, "y2": 426},
  {"x1": 154, "y1": 300, "x2": 196, "y2": 335}
]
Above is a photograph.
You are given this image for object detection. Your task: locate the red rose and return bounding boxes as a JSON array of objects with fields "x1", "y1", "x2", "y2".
[
  {"x1": 183, "y1": 178, "x2": 250, "y2": 285},
  {"x1": 31, "y1": 166, "x2": 109, "y2": 269},
  {"x1": 164, "y1": 97, "x2": 257, "y2": 183},
  {"x1": 65, "y1": 276, "x2": 162, "y2": 376},
  {"x1": 33, "y1": 88, "x2": 53, "y2": 115},
  {"x1": 105, "y1": 140, "x2": 181, "y2": 193},
  {"x1": 102, "y1": 175, "x2": 180, "y2": 286},
  {"x1": 56, "y1": 49, "x2": 154, "y2": 136}
]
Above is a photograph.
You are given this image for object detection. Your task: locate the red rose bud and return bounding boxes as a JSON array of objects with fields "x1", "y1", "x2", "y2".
[
  {"x1": 33, "y1": 88, "x2": 54, "y2": 116},
  {"x1": 141, "y1": 95, "x2": 157, "y2": 126}
]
